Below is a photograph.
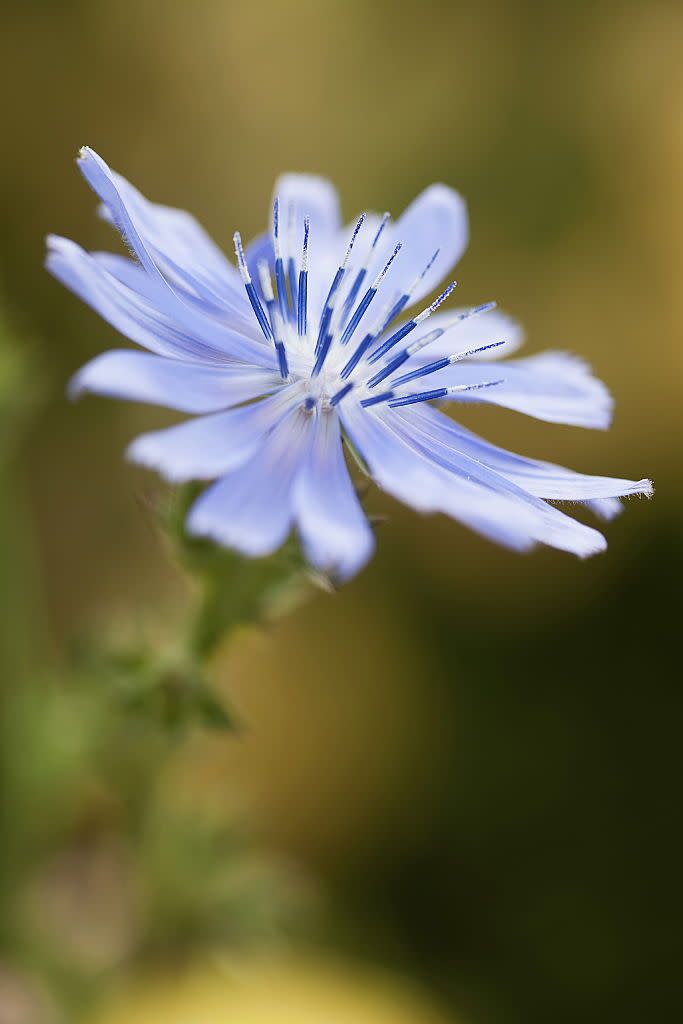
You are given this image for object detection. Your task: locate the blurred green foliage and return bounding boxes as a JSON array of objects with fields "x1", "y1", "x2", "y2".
[
  {"x1": 0, "y1": 639, "x2": 309, "y2": 1018},
  {"x1": 0, "y1": 306, "x2": 312, "y2": 1019}
]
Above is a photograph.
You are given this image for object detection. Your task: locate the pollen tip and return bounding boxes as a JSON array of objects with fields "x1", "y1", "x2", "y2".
[
  {"x1": 434, "y1": 280, "x2": 457, "y2": 308},
  {"x1": 342, "y1": 213, "x2": 366, "y2": 268},
  {"x1": 371, "y1": 211, "x2": 391, "y2": 248},
  {"x1": 443, "y1": 378, "x2": 505, "y2": 398},
  {"x1": 233, "y1": 230, "x2": 247, "y2": 263}
]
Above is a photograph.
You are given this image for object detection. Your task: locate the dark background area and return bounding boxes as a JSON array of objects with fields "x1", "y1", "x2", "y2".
[{"x1": 0, "y1": 1, "x2": 680, "y2": 1021}]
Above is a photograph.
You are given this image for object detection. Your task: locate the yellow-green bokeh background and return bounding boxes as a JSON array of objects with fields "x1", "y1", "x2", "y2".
[{"x1": 0, "y1": 1, "x2": 681, "y2": 1021}]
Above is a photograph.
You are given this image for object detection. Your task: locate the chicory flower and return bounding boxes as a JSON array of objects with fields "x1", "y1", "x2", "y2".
[{"x1": 47, "y1": 148, "x2": 651, "y2": 581}]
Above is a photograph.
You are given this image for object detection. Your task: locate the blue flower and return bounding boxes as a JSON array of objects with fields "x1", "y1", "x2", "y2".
[{"x1": 47, "y1": 148, "x2": 652, "y2": 581}]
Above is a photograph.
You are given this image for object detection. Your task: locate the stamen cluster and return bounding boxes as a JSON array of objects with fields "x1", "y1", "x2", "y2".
[{"x1": 233, "y1": 202, "x2": 503, "y2": 414}]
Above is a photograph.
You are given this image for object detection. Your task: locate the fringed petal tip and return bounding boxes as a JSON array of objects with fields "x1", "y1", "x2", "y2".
[
  {"x1": 77, "y1": 145, "x2": 104, "y2": 172},
  {"x1": 596, "y1": 479, "x2": 654, "y2": 502},
  {"x1": 566, "y1": 357, "x2": 614, "y2": 430},
  {"x1": 77, "y1": 147, "x2": 108, "y2": 194},
  {"x1": 534, "y1": 351, "x2": 615, "y2": 428},
  {"x1": 583, "y1": 479, "x2": 652, "y2": 523},
  {"x1": 639, "y1": 479, "x2": 655, "y2": 499},
  {"x1": 595, "y1": 478, "x2": 654, "y2": 501}
]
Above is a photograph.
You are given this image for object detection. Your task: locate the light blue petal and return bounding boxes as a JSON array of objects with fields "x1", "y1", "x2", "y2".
[
  {"x1": 271, "y1": 173, "x2": 344, "y2": 325},
  {"x1": 244, "y1": 231, "x2": 275, "y2": 287},
  {"x1": 386, "y1": 407, "x2": 608, "y2": 558},
  {"x1": 340, "y1": 401, "x2": 539, "y2": 553},
  {"x1": 407, "y1": 406, "x2": 652, "y2": 502},
  {"x1": 47, "y1": 236, "x2": 198, "y2": 360},
  {"x1": 367, "y1": 184, "x2": 469, "y2": 308},
  {"x1": 106, "y1": 184, "x2": 241, "y2": 291},
  {"x1": 432, "y1": 351, "x2": 614, "y2": 428},
  {"x1": 92, "y1": 251, "x2": 260, "y2": 342},
  {"x1": 187, "y1": 404, "x2": 314, "y2": 557},
  {"x1": 81, "y1": 147, "x2": 245, "y2": 308},
  {"x1": 70, "y1": 349, "x2": 278, "y2": 413},
  {"x1": 273, "y1": 172, "x2": 341, "y2": 246},
  {"x1": 293, "y1": 411, "x2": 374, "y2": 581},
  {"x1": 245, "y1": 175, "x2": 341, "y2": 311},
  {"x1": 76, "y1": 149, "x2": 270, "y2": 361},
  {"x1": 417, "y1": 308, "x2": 525, "y2": 359},
  {"x1": 47, "y1": 236, "x2": 274, "y2": 368},
  {"x1": 97, "y1": 178, "x2": 248, "y2": 312},
  {"x1": 127, "y1": 386, "x2": 301, "y2": 482},
  {"x1": 77, "y1": 148, "x2": 191, "y2": 284}
]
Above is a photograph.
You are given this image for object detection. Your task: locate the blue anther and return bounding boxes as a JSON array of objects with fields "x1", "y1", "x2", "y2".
[
  {"x1": 388, "y1": 387, "x2": 448, "y2": 408},
  {"x1": 340, "y1": 267, "x2": 368, "y2": 326},
  {"x1": 339, "y1": 287, "x2": 376, "y2": 347},
  {"x1": 360, "y1": 391, "x2": 395, "y2": 408},
  {"x1": 368, "y1": 320, "x2": 417, "y2": 364},
  {"x1": 275, "y1": 340, "x2": 289, "y2": 379},
  {"x1": 311, "y1": 332, "x2": 333, "y2": 377},
  {"x1": 329, "y1": 382, "x2": 354, "y2": 407},
  {"x1": 297, "y1": 217, "x2": 310, "y2": 336},
  {"x1": 391, "y1": 356, "x2": 450, "y2": 388},
  {"x1": 297, "y1": 270, "x2": 308, "y2": 336},
  {"x1": 382, "y1": 292, "x2": 410, "y2": 330},
  {"x1": 340, "y1": 332, "x2": 375, "y2": 379},
  {"x1": 275, "y1": 257, "x2": 289, "y2": 322},
  {"x1": 245, "y1": 281, "x2": 273, "y2": 340},
  {"x1": 316, "y1": 267, "x2": 345, "y2": 352},
  {"x1": 234, "y1": 231, "x2": 273, "y2": 340},
  {"x1": 366, "y1": 350, "x2": 412, "y2": 389}
]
